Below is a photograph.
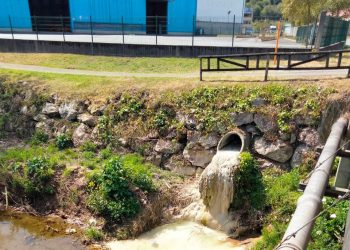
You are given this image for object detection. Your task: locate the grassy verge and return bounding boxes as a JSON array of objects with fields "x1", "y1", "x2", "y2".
[{"x1": 0, "y1": 53, "x2": 199, "y2": 73}]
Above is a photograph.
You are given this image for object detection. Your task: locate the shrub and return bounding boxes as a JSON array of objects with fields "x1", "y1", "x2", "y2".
[
  {"x1": 309, "y1": 198, "x2": 349, "y2": 249},
  {"x1": 100, "y1": 148, "x2": 112, "y2": 160},
  {"x1": 31, "y1": 131, "x2": 49, "y2": 145},
  {"x1": 25, "y1": 157, "x2": 54, "y2": 197},
  {"x1": 56, "y1": 134, "x2": 73, "y2": 150},
  {"x1": 81, "y1": 141, "x2": 97, "y2": 153},
  {"x1": 232, "y1": 152, "x2": 265, "y2": 210},
  {"x1": 85, "y1": 227, "x2": 104, "y2": 241},
  {"x1": 87, "y1": 155, "x2": 155, "y2": 222}
]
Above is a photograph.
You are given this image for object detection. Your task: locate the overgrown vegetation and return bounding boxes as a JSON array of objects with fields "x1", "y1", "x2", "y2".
[
  {"x1": 87, "y1": 155, "x2": 155, "y2": 222},
  {"x1": 232, "y1": 152, "x2": 265, "y2": 210}
]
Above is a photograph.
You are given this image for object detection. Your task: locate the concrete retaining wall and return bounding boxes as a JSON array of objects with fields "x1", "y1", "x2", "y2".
[{"x1": 0, "y1": 38, "x2": 309, "y2": 57}]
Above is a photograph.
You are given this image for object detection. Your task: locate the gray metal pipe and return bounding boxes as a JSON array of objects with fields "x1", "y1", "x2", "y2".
[
  {"x1": 277, "y1": 117, "x2": 348, "y2": 250},
  {"x1": 343, "y1": 203, "x2": 350, "y2": 250}
]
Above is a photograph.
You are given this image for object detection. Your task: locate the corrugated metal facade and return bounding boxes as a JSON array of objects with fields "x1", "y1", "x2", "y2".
[
  {"x1": 0, "y1": 0, "x2": 199, "y2": 34},
  {"x1": 0, "y1": 0, "x2": 32, "y2": 30}
]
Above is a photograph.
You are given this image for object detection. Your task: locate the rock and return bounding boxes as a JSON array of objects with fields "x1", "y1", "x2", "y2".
[
  {"x1": 20, "y1": 105, "x2": 37, "y2": 116},
  {"x1": 42, "y1": 103, "x2": 60, "y2": 118},
  {"x1": 290, "y1": 133, "x2": 297, "y2": 144},
  {"x1": 297, "y1": 127, "x2": 320, "y2": 147},
  {"x1": 176, "y1": 112, "x2": 197, "y2": 130},
  {"x1": 73, "y1": 124, "x2": 91, "y2": 147},
  {"x1": 154, "y1": 139, "x2": 183, "y2": 154},
  {"x1": 187, "y1": 131, "x2": 220, "y2": 149},
  {"x1": 65, "y1": 228, "x2": 77, "y2": 235},
  {"x1": 295, "y1": 114, "x2": 317, "y2": 126},
  {"x1": 231, "y1": 112, "x2": 254, "y2": 126},
  {"x1": 33, "y1": 114, "x2": 48, "y2": 122},
  {"x1": 254, "y1": 137, "x2": 293, "y2": 163},
  {"x1": 291, "y1": 144, "x2": 311, "y2": 168},
  {"x1": 251, "y1": 97, "x2": 267, "y2": 107},
  {"x1": 245, "y1": 124, "x2": 260, "y2": 135},
  {"x1": 164, "y1": 156, "x2": 196, "y2": 176},
  {"x1": 59, "y1": 101, "x2": 85, "y2": 121},
  {"x1": 183, "y1": 143, "x2": 216, "y2": 167},
  {"x1": 146, "y1": 154, "x2": 162, "y2": 167},
  {"x1": 88, "y1": 104, "x2": 106, "y2": 116},
  {"x1": 77, "y1": 113, "x2": 98, "y2": 127},
  {"x1": 254, "y1": 114, "x2": 278, "y2": 133},
  {"x1": 199, "y1": 133, "x2": 220, "y2": 149},
  {"x1": 35, "y1": 121, "x2": 52, "y2": 135}
]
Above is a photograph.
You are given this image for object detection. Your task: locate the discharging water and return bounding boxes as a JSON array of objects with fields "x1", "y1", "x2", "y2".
[
  {"x1": 0, "y1": 211, "x2": 85, "y2": 250},
  {"x1": 107, "y1": 221, "x2": 257, "y2": 250}
]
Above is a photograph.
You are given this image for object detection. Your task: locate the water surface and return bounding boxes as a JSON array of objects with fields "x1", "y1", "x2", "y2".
[{"x1": 0, "y1": 211, "x2": 85, "y2": 250}]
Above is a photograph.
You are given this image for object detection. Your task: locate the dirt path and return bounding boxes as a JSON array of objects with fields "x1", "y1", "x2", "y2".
[{"x1": 0, "y1": 62, "x2": 348, "y2": 80}]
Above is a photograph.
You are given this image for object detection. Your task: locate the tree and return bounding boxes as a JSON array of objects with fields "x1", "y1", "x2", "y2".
[
  {"x1": 281, "y1": 0, "x2": 322, "y2": 25},
  {"x1": 281, "y1": 0, "x2": 350, "y2": 25}
]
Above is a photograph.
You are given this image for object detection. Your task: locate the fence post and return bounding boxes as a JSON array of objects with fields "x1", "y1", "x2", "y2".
[
  {"x1": 34, "y1": 16, "x2": 39, "y2": 41},
  {"x1": 200, "y1": 58, "x2": 203, "y2": 81},
  {"x1": 8, "y1": 16, "x2": 14, "y2": 40},
  {"x1": 155, "y1": 16, "x2": 158, "y2": 45},
  {"x1": 61, "y1": 16, "x2": 65, "y2": 42},
  {"x1": 122, "y1": 16, "x2": 125, "y2": 44},
  {"x1": 90, "y1": 16, "x2": 94, "y2": 55},
  {"x1": 192, "y1": 15, "x2": 195, "y2": 47},
  {"x1": 232, "y1": 15, "x2": 235, "y2": 47},
  {"x1": 264, "y1": 54, "x2": 270, "y2": 81}
]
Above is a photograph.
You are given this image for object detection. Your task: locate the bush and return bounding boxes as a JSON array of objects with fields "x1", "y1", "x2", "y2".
[
  {"x1": 309, "y1": 198, "x2": 349, "y2": 249},
  {"x1": 87, "y1": 155, "x2": 155, "y2": 222},
  {"x1": 232, "y1": 152, "x2": 265, "y2": 210},
  {"x1": 81, "y1": 141, "x2": 97, "y2": 153},
  {"x1": 55, "y1": 134, "x2": 73, "y2": 150},
  {"x1": 25, "y1": 157, "x2": 54, "y2": 197},
  {"x1": 85, "y1": 227, "x2": 104, "y2": 241},
  {"x1": 31, "y1": 131, "x2": 49, "y2": 145}
]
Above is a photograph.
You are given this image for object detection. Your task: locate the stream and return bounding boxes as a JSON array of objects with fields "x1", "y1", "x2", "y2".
[
  {"x1": 107, "y1": 221, "x2": 259, "y2": 250},
  {"x1": 0, "y1": 211, "x2": 85, "y2": 250}
]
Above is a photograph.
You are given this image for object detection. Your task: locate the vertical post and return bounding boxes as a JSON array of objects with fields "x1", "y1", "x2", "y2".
[
  {"x1": 232, "y1": 15, "x2": 235, "y2": 47},
  {"x1": 4, "y1": 186, "x2": 8, "y2": 210},
  {"x1": 337, "y1": 52, "x2": 342, "y2": 68},
  {"x1": 264, "y1": 54, "x2": 270, "y2": 81},
  {"x1": 274, "y1": 20, "x2": 281, "y2": 65},
  {"x1": 326, "y1": 53, "x2": 330, "y2": 68},
  {"x1": 8, "y1": 16, "x2": 14, "y2": 40},
  {"x1": 155, "y1": 16, "x2": 158, "y2": 45},
  {"x1": 217, "y1": 58, "x2": 220, "y2": 70},
  {"x1": 288, "y1": 54, "x2": 292, "y2": 68},
  {"x1": 90, "y1": 16, "x2": 94, "y2": 55},
  {"x1": 122, "y1": 16, "x2": 125, "y2": 44},
  {"x1": 61, "y1": 16, "x2": 65, "y2": 42},
  {"x1": 200, "y1": 58, "x2": 203, "y2": 81},
  {"x1": 192, "y1": 15, "x2": 195, "y2": 47},
  {"x1": 207, "y1": 58, "x2": 210, "y2": 70},
  {"x1": 347, "y1": 67, "x2": 350, "y2": 78},
  {"x1": 34, "y1": 16, "x2": 39, "y2": 41},
  {"x1": 246, "y1": 56, "x2": 249, "y2": 69},
  {"x1": 256, "y1": 55, "x2": 260, "y2": 69}
]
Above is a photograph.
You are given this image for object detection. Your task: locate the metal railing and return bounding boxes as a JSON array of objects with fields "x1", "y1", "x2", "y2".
[{"x1": 199, "y1": 49, "x2": 350, "y2": 81}]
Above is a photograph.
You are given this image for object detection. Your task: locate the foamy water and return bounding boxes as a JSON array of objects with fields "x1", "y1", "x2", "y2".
[{"x1": 107, "y1": 221, "x2": 252, "y2": 250}]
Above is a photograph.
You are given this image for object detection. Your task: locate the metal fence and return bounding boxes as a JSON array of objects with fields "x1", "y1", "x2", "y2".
[{"x1": 0, "y1": 15, "x2": 290, "y2": 44}]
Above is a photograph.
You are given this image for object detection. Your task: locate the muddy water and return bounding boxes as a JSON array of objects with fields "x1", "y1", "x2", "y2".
[
  {"x1": 0, "y1": 211, "x2": 85, "y2": 250},
  {"x1": 107, "y1": 221, "x2": 258, "y2": 250}
]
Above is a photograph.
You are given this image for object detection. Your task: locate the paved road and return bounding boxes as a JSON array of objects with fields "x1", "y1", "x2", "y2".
[
  {"x1": 0, "y1": 62, "x2": 348, "y2": 80},
  {"x1": 0, "y1": 33, "x2": 304, "y2": 49}
]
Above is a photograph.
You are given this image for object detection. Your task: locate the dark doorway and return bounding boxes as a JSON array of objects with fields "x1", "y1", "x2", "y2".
[
  {"x1": 28, "y1": 0, "x2": 70, "y2": 32},
  {"x1": 146, "y1": 0, "x2": 168, "y2": 34}
]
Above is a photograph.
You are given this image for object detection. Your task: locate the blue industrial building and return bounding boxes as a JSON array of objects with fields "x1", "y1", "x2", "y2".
[{"x1": 0, "y1": 0, "x2": 198, "y2": 34}]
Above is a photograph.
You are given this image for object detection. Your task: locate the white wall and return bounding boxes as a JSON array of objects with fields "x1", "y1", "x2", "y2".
[{"x1": 196, "y1": 0, "x2": 245, "y2": 23}]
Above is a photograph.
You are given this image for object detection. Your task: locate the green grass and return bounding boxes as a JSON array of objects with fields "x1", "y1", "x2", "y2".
[{"x1": 0, "y1": 53, "x2": 199, "y2": 73}]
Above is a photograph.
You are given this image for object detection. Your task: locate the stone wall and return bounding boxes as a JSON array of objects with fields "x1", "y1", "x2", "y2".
[{"x1": 2, "y1": 84, "x2": 348, "y2": 177}]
